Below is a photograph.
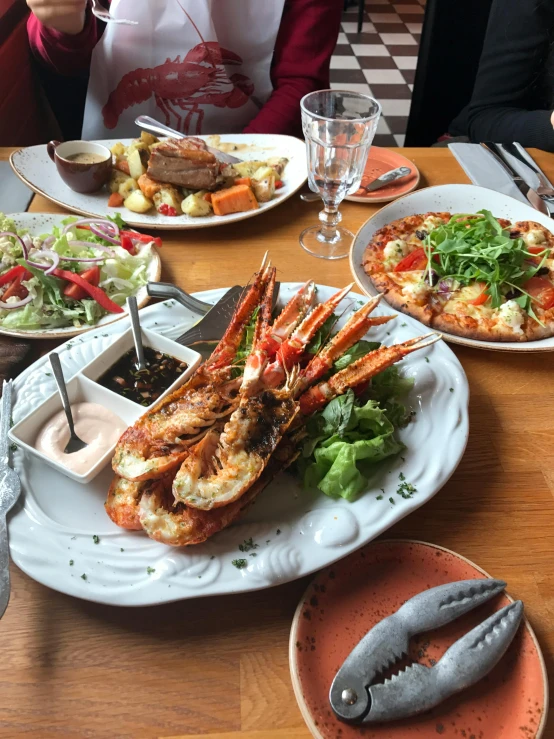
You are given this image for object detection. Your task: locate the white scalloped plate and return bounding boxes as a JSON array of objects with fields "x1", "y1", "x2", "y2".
[
  {"x1": 350, "y1": 184, "x2": 554, "y2": 352},
  {"x1": 10, "y1": 134, "x2": 308, "y2": 230},
  {"x1": 8, "y1": 285, "x2": 469, "y2": 606},
  {"x1": 0, "y1": 213, "x2": 161, "y2": 340}
]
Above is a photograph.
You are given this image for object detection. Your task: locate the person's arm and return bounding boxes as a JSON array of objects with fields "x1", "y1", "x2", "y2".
[
  {"x1": 243, "y1": 0, "x2": 342, "y2": 138},
  {"x1": 27, "y1": 3, "x2": 104, "y2": 76},
  {"x1": 465, "y1": 0, "x2": 554, "y2": 150}
]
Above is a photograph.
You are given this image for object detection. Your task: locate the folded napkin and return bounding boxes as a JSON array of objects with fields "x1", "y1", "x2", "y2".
[{"x1": 0, "y1": 161, "x2": 33, "y2": 214}]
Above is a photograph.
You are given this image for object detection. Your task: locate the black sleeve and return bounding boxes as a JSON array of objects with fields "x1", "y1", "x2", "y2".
[{"x1": 465, "y1": 0, "x2": 554, "y2": 151}]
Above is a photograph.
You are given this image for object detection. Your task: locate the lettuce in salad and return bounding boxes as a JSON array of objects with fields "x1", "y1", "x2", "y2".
[
  {"x1": 0, "y1": 214, "x2": 154, "y2": 330},
  {"x1": 297, "y1": 339, "x2": 414, "y2": 501}
]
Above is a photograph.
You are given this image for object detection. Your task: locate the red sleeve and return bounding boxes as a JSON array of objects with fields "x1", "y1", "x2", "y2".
[
  {"x1": 243, "y1": 0, "x2": 343, "y2": 138},
  {"x1": 27, "y1": 7, "x2": 103, "y2": 76}
]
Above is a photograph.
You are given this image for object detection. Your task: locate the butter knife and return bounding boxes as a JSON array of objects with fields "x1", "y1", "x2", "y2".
[
  {"x1": 364, "y1": 165, "x2": 412, "y2": 192},
  {"x1": 481, "y1": 142, "x2": 549, "y2": 215}
]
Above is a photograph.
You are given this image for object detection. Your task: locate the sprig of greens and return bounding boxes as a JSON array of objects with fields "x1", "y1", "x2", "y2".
[{"x1": 422, "y1": 210, "x2": 549, "y2": 310}]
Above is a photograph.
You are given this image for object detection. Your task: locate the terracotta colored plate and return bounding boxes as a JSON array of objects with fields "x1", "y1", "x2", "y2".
[
  {"x1": 290, "y1": 539, "x2": 548, "y2": 739},
  {"x1": 345, "y1": 147, "x2": 420, "y2": 204}
]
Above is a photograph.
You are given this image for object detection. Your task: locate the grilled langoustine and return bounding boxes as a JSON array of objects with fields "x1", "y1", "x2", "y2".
[{"x1": 106, "y1": 265, "x2": 440, "y2": 546}]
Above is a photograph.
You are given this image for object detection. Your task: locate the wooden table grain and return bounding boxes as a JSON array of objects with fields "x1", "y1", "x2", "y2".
[{"x1": 1, "y1": 147, "x2": 553, "y2": 739}]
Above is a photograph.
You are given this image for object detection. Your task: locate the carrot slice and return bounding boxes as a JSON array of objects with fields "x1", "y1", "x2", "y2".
[
  {"x1": 234, "y1": 177, "x2": 251, "y2": 187},
  {"x1": 211, "y1": 184, "x2": 259, "y2": 216},
  {"x1": 108, "y1": 192, "x2": 124, "y2": 207}
]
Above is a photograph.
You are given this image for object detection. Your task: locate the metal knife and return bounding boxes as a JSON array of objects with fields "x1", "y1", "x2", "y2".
[
  {"x1": 480, "y1": 142, "x2": 549, "y2": 215},
  {"x1": 364, "y1": 165, "x2": 412, "y2": 192},
  {"x1": 135, "y1": 115, "x2": 242, "y2": 165},
  {"x1": 502, "y1": 143, "x2": 554, "y2": 199}
]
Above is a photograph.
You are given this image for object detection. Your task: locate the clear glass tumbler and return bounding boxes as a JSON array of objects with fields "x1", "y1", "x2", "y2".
[{"x1": 299, "y1": 89, "x2": 381, "y2": 260}]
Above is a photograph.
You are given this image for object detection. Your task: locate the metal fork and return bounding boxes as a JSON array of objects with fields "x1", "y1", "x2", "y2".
[
  {"x1": 91, "y1": 0, "x2": 137, "y2": 25},
  {"x1": 0, "y1": 381, "x2": 21, "y2": 618}
]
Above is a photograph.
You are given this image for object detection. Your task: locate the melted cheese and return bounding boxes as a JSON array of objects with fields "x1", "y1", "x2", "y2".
[
  {"x1": 422, "y1": 215, "x2": 445, "y2": 232},
  {"x1": 402, "y1": 280, "x2": 430, "y2": 301},
  {"x1": 497, "y1": 300, "x2": 525, "y2": 334},
  {"x1": 383, "y1": 239, "x2": 409, "y2": 268},
  {"x1": 523, "y1": 229, "x2": 546, "y2": 246}
]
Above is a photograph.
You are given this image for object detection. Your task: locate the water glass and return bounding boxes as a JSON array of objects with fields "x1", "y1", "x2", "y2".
[{"x1": 300, "y1": 90, "x2": 381, "y2": 260}]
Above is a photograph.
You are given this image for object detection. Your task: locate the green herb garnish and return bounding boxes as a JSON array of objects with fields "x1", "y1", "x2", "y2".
[
  {"x1": 232, "y1": 558, "x2": 248, "y2": 569},
  {"x1": 239, "y1": 537, "x2": 259, "y2": 552},
  {"x1": 422, "y1": 210, "x2": 549, "y2": 319}
]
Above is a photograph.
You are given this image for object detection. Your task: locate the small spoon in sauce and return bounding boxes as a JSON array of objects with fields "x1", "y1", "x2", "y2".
[
  {"x1": 49, "y1": 352, "x2": 88, "y2": 454},
  {"x1": 127, "y1": 296, "x2": 147, "y2": 371}
]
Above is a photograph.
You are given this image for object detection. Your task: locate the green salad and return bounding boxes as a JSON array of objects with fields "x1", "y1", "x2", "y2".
[
  {"x1": 0, "y1": 213, "x2": 160, "y2": 331},
  {"x1": 296, "y1": 340, "x2": 413, "y2": 500}
]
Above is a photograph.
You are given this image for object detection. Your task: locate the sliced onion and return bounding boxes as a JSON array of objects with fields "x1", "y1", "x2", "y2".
[
  {"x1": 0, "y1": 231, "x2": 28, "y2": 259},
  {"x1": 63, "y1": 218, "x2": 119, "y2": 236},
  {"x1": 42, "y1": 235, "x2": 56, "y2": 248},
  {"x1": 67, "y1": 240, "x2": 115, "y2": 256},
  {"x1": 26, "y1": 249, "x2": 60, "y2": 275},
  {"x1": 89, "y1": 223, "x2": 120, "y2": 245},
  {"x1": 22, "y1": 234, "x2": 33, "y2": 251},
  {"x1": 0, "y1": 294, "x2": 33, "y2": 310}
]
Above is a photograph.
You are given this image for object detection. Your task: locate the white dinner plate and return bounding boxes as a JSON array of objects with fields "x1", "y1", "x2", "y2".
[
  {"x1": 10, "y1": 134, "x2": 308, "y2": 230},
  {"x1": 350, "y1": 184, "x2": 554, "y2": 352},
  {"x1": 9, "y1": 285, "x2": 469, "y2": 606},
  {"x1": 0, "y1": 213, "x2": 161, "y2": 340}
]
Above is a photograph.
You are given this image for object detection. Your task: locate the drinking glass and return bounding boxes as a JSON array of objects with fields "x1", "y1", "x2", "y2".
[{"x1": 300, "y1": 90, "x2": 381, "y2": 260}]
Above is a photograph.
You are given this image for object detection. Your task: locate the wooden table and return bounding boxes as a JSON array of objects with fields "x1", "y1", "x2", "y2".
[{"x1": 1, "y1": 148, "x2": 553, "y2": 739}]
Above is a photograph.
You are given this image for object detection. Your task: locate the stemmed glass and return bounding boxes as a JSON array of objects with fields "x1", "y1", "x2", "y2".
[{"x1": 299, "y1": 90, "x2": 381, "y2": 260}]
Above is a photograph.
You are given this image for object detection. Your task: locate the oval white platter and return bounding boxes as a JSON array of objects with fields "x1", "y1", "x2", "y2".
[
  {"x1": 10, "y1": 134, "x2": 308, "y2": 230},
  {"x1": 350, "y1": 183, "x2": 554, "y2": 352},
  {"x1": 9, "y1": 284, "x2": 469, "y2": 606},
  {"x1": 0, "y1": 213, "x2": 161, "y2": 340}
]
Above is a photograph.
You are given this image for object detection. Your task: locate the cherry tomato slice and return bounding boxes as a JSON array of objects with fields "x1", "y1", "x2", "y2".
[
  {"x1": 394, "y1": 248, "x2": 427, "y2": 272},
  {"x1": 468, "y1": 282, "x2": 489, "y2": 306}
]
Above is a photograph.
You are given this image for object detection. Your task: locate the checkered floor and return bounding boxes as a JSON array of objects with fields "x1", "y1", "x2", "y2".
[{"x1": 331, "y1": 0, "x2": 425, "y2": 146}]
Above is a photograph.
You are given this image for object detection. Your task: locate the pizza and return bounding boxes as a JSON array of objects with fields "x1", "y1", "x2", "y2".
[{"x1": 362, "y1": 210, "x2": 554, "y2": 342}]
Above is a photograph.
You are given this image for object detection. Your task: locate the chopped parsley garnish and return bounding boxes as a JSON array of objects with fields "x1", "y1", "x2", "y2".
[
  {"x1": 397, "y1": 472, "x2": 417, "y2": 499},
  {"x1": 425, "y1": 357, "x2": 430, "y2": 363},
  {"x1": 80, "y1": 574, "x2": 87, "y2": 581},
  {"x1": 120, "y1": 548, "x2": 124, "y2": 552},
  {"x1": 389, "y1": 497, "x2": 395, "y2": 505},
  {"x1": 239, "y1": 537, "x2": 259, "y2": 552},
  {"x1": 250, "y1": 552, "x2": 257, "y2": 557},
  {"x1": 449, "y1": 387, "x2": 454, "y2": 393},
  {"x1": 92, "y1": 535, "x2": 100, "y2": 544},
  {"x1": 146, "y1": 566, "x2": 155, "y2": 575},
  {"x1": 232, "y1": 558, "x2": 248, "y2": 569},
  {"x1": 376, "y1": 495, "x2": 383, "y2": 500},
  {"x1": 276, "y1": 528, "x2": 281, "y2": 535},
  {"x1": 69, "y1": 560, "x2": 74, "y2": 566},
  {"x1": 10, "y1": 443, "x2": 17, "y2": 452},
  {"x1": 421, "y1": 210, "x2": 549, "y2": 321}
]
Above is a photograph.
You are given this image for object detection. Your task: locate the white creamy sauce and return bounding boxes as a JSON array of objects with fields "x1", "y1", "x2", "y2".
[
  {"x1": 497, "y1": 300, "x2": 525, "y2": 334},
  {"x1": 35, "y1": 402, "x2": 126, "y2": 475},
  {"x1": 523, "y1": 229, "x2": 546, "y2": 246}
]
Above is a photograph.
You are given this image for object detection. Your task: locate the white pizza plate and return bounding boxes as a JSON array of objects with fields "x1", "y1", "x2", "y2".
[
  {"x1": 10, "y1": 134, "x2": 308, "y2": 230},
  {"x1": 350, "y1": 184, "x2": 554, "y2": 352},
  {"x1": 0, "y1": 213, "x2": 161, "y2": 340},
  {"x1": 8, "y1": 284, "x2": 468, "y2": 606}
]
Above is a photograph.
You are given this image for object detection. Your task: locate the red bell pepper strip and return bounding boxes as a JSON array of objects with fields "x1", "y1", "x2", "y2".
[
  {"x1": 63, "y1": 266, "x2": 100, "y2": 301},
  {"x1": 0, "y1": 265, "x2": 32, "y2": 286},
  {"x1": 121, "y1": 230, "x2": 162, "y2": 248},
  {"x1": 53, "y1": 268, "x2": 124, "y2": 313},
  {"x1": 120, "y1": 234, "x2": 135, "y2": 253}
]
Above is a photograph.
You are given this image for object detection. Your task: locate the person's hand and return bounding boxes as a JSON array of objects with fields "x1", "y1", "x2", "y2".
[
  {"x1": 551, "y1": 110, "x2": 554, "y2": 128},
  {"x1": 26, "y1": 0, "x2": 88, "y2": 35}
]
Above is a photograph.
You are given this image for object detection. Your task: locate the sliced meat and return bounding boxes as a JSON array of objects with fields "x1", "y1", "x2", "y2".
[{"x1": 147, "y1": 137, "x2": 220, "y2": 190}]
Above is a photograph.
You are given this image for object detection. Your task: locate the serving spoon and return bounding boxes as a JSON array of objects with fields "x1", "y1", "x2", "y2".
[
  {"x1": 49, "y1": 353, "x2": 88, "y2": 455},
  {"x1": 127, "y1": 296, "x2": 147, "y2": 371}
]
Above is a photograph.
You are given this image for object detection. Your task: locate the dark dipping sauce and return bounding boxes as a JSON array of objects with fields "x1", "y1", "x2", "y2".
[{"x1": 98, "y1": 346, "x2": 188, "y2": 407}]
